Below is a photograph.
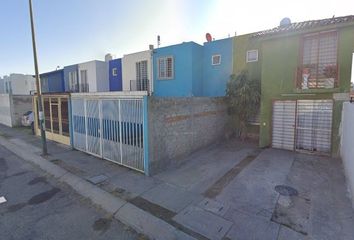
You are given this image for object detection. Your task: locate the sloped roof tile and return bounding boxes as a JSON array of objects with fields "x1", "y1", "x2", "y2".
[{"x1": 252, "y1": 15, "x2": 354, "y2": 38}]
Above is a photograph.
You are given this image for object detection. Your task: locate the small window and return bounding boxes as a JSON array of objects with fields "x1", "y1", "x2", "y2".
[
  {"x1": 158, "y1": 56, "x2": 174, "y2": 79},
  {"x1": 212, "y1": 55, "x2": 221, "y2": 65},
  {"x1": 112, "y1": 68, "x2": 118, "y2": 76},
  {"x1": 246, "y1": 50, "x2": 258, "y2": 62}
]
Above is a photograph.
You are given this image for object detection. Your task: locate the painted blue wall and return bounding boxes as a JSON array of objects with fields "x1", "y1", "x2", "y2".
[
  {"x1": 153, "y1": 42, "x2": 203, "y2": 97},
  {"x1": 109, "y1": 58, "x2": 122, "y2": 91},
  {"x1": 202, "y1": 38, "x2": 233, "y2": 96},
  {"x1": 40, "y1": 69, "x2": 64, "y2": 93},
  {"x1": 63, "y1": 64, "x2": 78, "y2": 92}
]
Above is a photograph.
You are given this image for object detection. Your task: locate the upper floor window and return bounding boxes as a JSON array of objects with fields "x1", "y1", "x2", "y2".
[
  {"x1": 112, "y1": 68, "x2": 118, "y2": 76},
  {"x1": 298, "y1": 31, "x2": 338, "y2": 89},
  {"x1": 68, "y1": 71, "x2": 78, "y2": 92},
  {"x1": 212, "y1": 55, "x2": 221, "y2": 65},
  {"x1": 41, "y1": 77, "x2": 49, "y2": 92},
  {"x1": 246, "y1": 50, "x2": 258, "y2": 62},
  {"x1": 80, "y1": 70, "x2": 89, "y2": 92},
  {"x1": 158, "y1": 56, "x2": 174, "y2": 79}
]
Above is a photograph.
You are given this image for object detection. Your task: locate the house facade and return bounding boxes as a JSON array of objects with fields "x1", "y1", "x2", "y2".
[
  {"x1": 109, "y1": 58, "x2": 123, "y2": 91},
  {"x1": 64, "y1": 64, "x2": 79, "y2": 92},
  {"x1": 202, "y1": 38, "x2": 233, "y2": 96},
  {"x1": 234, "y1": 16, "x2": 354, "y2": 156},
  {"x1": 153, "y1": 42, "x2": 203, "y2": 97},
  {"x1": 40, "y1": 69, "x2": 65, "y2": 93},
  {"x1": 152, "y1": 39, "x2": 233, "y2": 97},
  {"x1": 3, "y1": 73, "x2": 36, "y2": 95},
  {"x1": 122, "y1": 50, "x2": 152, "y2": 93},
  {"x1": 63, "y1": 61, "x2": 109, "y2": 93},
  {"x1": 78, "y1": 60, "x2": 109, "y2": 92}
]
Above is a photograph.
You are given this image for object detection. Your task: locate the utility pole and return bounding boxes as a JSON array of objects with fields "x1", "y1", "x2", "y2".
[{"x1": 29, "y1": 0, "x2": 47, "y2": 155}]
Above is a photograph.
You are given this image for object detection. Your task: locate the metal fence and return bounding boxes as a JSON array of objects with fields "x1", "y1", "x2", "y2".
[
  {"x1": 71, "y1": 94, "x2": 146, "y2": 173},
  {"x1": 34, "y1": 94, "x2": 70, "y2": 145}
]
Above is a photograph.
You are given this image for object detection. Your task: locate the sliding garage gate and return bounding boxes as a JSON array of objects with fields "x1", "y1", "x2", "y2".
[
  {"x1": 272, "y1": 99, "x2": 333, "y2": 154},
  {"x1": 71, "y1": 94, "x2": 146, "y2": 173}
]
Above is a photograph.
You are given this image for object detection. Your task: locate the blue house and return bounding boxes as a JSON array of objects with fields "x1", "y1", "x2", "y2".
[
  {"x1": 202, "y1": 38, "x2": 233, "y2": 96},
  {"x1": 153, "y1": 42, "x2": 203, "y2": 97},
  {"x1": 152, "y1": 38, "x2": 233, "y2": 97},
  {"x1": 63, "y1": 64, "x2": 79, "y2": 92},
  {"x1": 40, "y1": 69, "x2": 65, "y2": 93},
  {"x1": 109, "y1": 58, "x2": 123, "y2": 91}
]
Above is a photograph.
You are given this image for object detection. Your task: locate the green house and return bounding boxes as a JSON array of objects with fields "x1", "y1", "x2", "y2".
[{"x1": 233, "y1": 16, "x2": 354, "y2": 156}]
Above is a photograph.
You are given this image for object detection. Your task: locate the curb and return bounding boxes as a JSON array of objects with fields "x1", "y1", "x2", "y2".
[{"x1": 0, "y1": 136, "x2": 195, "y2": 240}]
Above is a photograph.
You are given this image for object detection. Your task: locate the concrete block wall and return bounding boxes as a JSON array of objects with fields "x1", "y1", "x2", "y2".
[
  {"x1": 0, "y1": 94, "x2": 13, "y2": 127},
  {"x1": 341, "y1": 102, "x2": 354, "y2": 207},
  {"x1": 147, "y1": 96, "x2": 228, "y2": 174},
  {"x1": 11, "y1": 95, "x2": 33, "y2": 126},
  {"x1": 0, "y1": 94, "x2": 33, "y2": 127}
]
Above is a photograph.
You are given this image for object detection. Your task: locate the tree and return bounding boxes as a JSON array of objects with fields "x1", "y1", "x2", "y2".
[{"x1": 226, "y1": 70, "x2": 260, "y2": 140}]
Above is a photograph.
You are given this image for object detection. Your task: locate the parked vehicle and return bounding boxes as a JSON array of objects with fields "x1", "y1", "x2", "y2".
[{"x1": 21, "y1": 111, "x2": 34, "y2": 127}]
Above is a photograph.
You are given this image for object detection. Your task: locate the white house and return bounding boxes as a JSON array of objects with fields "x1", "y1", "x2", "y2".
[
  {"x1": 122, "y1": 49, "x2": 153, "y2": 93},
  {"x1": 76, "y1": 60, "x2": 109, "y2": 93},
  {"x1": 3, "y1": 74, "x2": 36, "y2": 95}
]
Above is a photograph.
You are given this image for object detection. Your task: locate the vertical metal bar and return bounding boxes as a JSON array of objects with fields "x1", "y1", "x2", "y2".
[
  {"x1": 99, "y1": 99, "x2": 103, "y2": 157},
  {"x1": 118, "y1": 99, "x2": 123, "y2": 164},
  {"x1": 49, "y1": 97, "x2": 53, "y2": 133},
  {"x1": 84, "y1": 98, "x2": 88, "y2": 152},
  {"x1": 143, "y1": 96, "x2": 149, "y2": 175},
  {"x1": 293, "y1": 100, "x2": 298, "y2": 151},
  {"x1": 69, "y1": 96, "x2": 74, "y2": 148},
  {"x1": 58, "y1": 97, "x2": 62, "y2": 135},
  {"x1": 131, "y1": 100, "x2": 137, "y2": 167}
]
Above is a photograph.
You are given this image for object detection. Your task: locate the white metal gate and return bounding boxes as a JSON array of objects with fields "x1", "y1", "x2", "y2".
[
  {"x1": 71, "y1": 95, "x2": 145, "y2": 172},
  {"x1": 295, "y1": 100, "x2": 333, "y2": 153},
  {"x1": 272, "y1": 99, "x2": 333, "y2": 154},
  {"x1": 272, "y1": 101, "x2": 296, "y2": 151}
]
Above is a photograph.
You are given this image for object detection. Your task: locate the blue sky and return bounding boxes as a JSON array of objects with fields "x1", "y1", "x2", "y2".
[{"x1": 0, "y1": 0, "x2": 353, "y2": 76}]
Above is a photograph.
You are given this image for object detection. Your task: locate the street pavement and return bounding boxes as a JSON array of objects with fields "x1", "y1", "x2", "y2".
[{"x1": 0, "y1": 145, "x2": 146, "y2": 240}]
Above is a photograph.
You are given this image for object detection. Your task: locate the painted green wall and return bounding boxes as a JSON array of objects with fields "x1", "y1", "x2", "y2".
[
  {"x1": 233, "y1": 34, "x2": 262, "y2": 81},
  {"x1": 233, "y1": 34, "x2": 262, "y2": 136},
  {"x1": 234, "y1": 25, "x2": 354, "y2": 156}
]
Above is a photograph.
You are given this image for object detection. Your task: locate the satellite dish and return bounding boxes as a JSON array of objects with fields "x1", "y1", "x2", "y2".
[
  {"x1": 280, "y1": 17, "x2": 291, "y2": 27},
  {"x1": 206, "y1": 33, "x2": 212, "y2": 42}
]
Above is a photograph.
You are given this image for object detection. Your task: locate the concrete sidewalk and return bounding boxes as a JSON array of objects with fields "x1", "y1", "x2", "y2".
[{"x1": 0, "y1": 125, "x2": 353, "y2": 240}]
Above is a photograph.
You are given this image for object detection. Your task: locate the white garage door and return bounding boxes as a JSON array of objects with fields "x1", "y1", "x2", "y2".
[
  {"x1": 272, "y1": 101, "x2": 296, "y2": 151},
  {"x1": 272, "y1": 100, "x2": 333, "y2": 154},
  {"x1": 296, "y1": 100, "x2": 333, "y2": 153}
]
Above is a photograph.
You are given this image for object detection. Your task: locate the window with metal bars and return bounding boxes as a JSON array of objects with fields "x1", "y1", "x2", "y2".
[
  {"x1": 298, "y1": 31, "x2": 338, "y2": 89},
  {"x1": 135, "y1": 60, "x2": 149, "y2": 91},
  {"x1": 158, "y1": 56, "x2": 174, "y2": 79}
]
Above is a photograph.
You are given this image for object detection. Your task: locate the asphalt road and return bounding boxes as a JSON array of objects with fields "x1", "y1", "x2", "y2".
[{"x1": 0, "y1": 145, "x2": 145, "y2": 240}]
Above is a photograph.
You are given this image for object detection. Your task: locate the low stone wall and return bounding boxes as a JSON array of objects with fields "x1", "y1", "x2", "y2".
[
  {"x1": 0, "y1": 94, "x2": 12, "y2": 127},
  {"x1": 341, "y1": 102, "x2": 354, "y2": 207},
  {"x1": 0, "y1": 94, "x2": 33, "y2": 127},
  {"x1": 147, "y1": 97, "x2": 228, "y2": 174}
]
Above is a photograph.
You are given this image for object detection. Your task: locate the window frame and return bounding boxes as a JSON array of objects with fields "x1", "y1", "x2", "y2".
[
  {"x1": 298, "y1": 30, "x2": 339, "y2": 89},
  {"x1": 68, "y1": 71, "x2": 78, "y2": 92},
  {"x1": 157, "y1": 56, "x2": 174, "y2": 80},
  {"x1": 80, "y1": 69, "x2": 89, "y2": 92},
  {"x1": 246, "y1": 50, "x2": 259, "y2": 63},
  {"x1": 211, "y1": 54, "x2": 221, "y2": 65},
  {"x1": 112, "y1": 68, "x2": 118, "y2": 76}
]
